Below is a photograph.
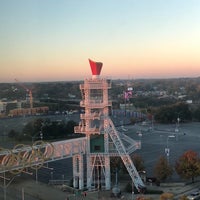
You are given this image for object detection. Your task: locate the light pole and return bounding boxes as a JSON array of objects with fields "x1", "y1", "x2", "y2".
[
  {"x1": 177, "y1": 117, "x2": 180, "y2": 128},
  {"x1": 51, "y1": 171, "x2": 54, "y2": 180},
  {"x1": 132, "y1": 180, "x2": 134, "y2": 200},
  {"x1": 151, "y1": 115, "x2": 154, "y2": 131},
  {"x1": 165, "y1": 135, "x2": 175, "y2": 163},
  {"x1": 62, "y1": 174, "x2": 64, "y2": 184},
  {"x1": 175, "y1": 117, "x2": 180, "y2": 142},
  {"x1": 175, "y1": 111, "x2": 180, "y2": 132}
]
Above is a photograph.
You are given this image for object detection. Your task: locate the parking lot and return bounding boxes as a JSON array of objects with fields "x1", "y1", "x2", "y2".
[
  {"x1": 121, "y1": 121, "x2": 200, "y2": 181},
  {"x1": 1, "y1": 115, "x2": 200, "y2": 181}
]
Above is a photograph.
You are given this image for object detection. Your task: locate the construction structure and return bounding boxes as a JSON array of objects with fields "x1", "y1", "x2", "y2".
[
  {"x1": 15, "y1": 79, "x2": 33, "y2": 109},
  {"x1": 0, "y1": 59, "x2": 145, "y2": 194},
  {"x1": 74, "y1": 59, "x2": 145, "y2": 191},
  {"x1": 7, "y1": 79, "x2": 49, "y2": 117}
]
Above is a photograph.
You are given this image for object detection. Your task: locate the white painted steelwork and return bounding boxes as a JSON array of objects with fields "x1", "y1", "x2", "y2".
[
  {"x1": 74, "y1": 60, "x2": 145, "y2": 191},
  {"x1": 105, "y1": 117, "x2": 145, "y2": 190},
  {"x1": 0, "y1": 138, "x2": 86, "y2": 174}
]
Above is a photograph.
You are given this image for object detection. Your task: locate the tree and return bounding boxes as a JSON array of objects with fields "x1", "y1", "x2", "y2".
[
  {"x1": 131, "y1": 154, "x2": 145, "y2": 172},
  {"x1": 193, "y1": 106, "x2": 200, "y2": 121},
  {"x1": 22, "y1": 121, "x2": 35, "y2": 138},
  {"x1": 66, "y1": 120, "x2": 77, "y2": 133},
  {"x1": 159, "y1": 192, "x2": 174, "y2": 200},
  {"x1": 154, "y1": 156, "x2": 173, "y2": 182},
  {"x1": 110, "y1": 157, "x2": 125, "y2": 174},
  {"x1": 8, "y1": 129, "x2": 20, "y2": 141},
  {"x1": 8, "y1": 129, "x2": 18, "y2": 138},
  {"x1": 20, "y1": 118, "x2": 44, "y2": 141},
  {"x1": 110, "y1": 154, "x2": 145, "y2": 175},
  {"x1": 154, "y1": 102, "x2": 192, "y2": 123},
  {"x1": 179, "y1": 195, "x2": 189, "y2": 200},
  {"x1": 33, "y1": 118, "x2": 44, "y2": 134},
  {"x1": 175, "y1": 150, "x2": 200, "y2": 183}
]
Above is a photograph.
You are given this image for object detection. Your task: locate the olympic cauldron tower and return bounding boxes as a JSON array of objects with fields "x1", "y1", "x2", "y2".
[{"x1": 74, "y1": 59, "x2": 145, "y2": 191}]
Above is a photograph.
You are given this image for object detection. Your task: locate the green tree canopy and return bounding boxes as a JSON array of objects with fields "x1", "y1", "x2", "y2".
[
  {"x1": 18, "y1": 118, "x2": 78, "y2": 141},
  {"x1": 154, "y1": 102, "x2": 192, "y2": 123}
]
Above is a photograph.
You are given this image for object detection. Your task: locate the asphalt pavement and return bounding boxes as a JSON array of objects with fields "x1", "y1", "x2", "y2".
[
  {"x1": 122, "y1": 121, "x2": 200, "y2": 180},
  {"x1": 2, "y1": 176, "x2": 200, "y2": 200},
  {"x1": 1, "y1": 116, "x2": 200, "y2": 199}
]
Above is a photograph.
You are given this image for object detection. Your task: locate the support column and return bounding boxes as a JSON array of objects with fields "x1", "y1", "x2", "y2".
[
  {"x1": 73, "y1": 154, "x2": 84, "y2": 189},
  {"x1": 79, "y1": 154, "x2": 84, "y2": 189},
  {"x1": 73, "y1": 155, "x2": 79, "y2": 188},
  {"x1": 105, "y1": 155, "x2": 111, "y2": 190},
  {"x1": 86, "y1": 155, "x2": 92, "y2": 190}
]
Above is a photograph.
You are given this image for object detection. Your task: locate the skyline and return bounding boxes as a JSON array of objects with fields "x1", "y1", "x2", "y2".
[{"x1": 1, "y1": 0, "x2": 200, "y2": 83}]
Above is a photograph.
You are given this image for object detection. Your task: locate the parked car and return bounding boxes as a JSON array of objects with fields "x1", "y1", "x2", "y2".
[{"x1": 187, "y1": 191, "x2": 200, "y2": 200}]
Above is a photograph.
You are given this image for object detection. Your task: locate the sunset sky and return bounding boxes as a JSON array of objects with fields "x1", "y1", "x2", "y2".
[{"x1": 0, "y1": 0, "x2": 200, "y2": 82}]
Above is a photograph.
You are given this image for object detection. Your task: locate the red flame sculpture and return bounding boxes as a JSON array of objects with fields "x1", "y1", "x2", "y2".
[{"x1": 89, "y1": 59, "x2": 103, "y2": 76}]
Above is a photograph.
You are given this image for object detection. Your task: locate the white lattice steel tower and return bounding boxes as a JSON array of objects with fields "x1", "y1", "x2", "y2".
[{"x1": 74, "y1": 59, "x2": 145, "y2": 191}]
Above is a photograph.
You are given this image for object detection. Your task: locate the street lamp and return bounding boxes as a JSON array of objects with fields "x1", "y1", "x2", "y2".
[
  {"x1": 177, "y1": 117, "x2": 180, "y2": 127},
  {"x1": 132, "y1": 180, "x2": 134, "y2": 200},
  {"x1": 150, "y1": 115, "x2": 154, "y2": 131},
  {"x1": 165, "y1": 135, "x2": 175, "y2": 163}
]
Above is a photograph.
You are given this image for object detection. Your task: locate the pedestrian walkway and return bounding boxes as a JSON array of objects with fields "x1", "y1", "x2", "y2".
[
  {"x1": 11, "y1": 177, "x2": 68, "y2": 200},
  {"x1": 146, "y1": 181, "x2": 200, "y2": 200},
  {"x1": 7, "y1": 176, "x2": 200, "y2": 200},
  {"x1": 166, "y1": 182, "x2": 200, "y2": 199}
]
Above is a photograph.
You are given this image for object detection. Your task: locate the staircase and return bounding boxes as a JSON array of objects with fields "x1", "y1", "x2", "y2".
[{"x1": 106, "y1": 117, "x2": 145, "y2": 191}]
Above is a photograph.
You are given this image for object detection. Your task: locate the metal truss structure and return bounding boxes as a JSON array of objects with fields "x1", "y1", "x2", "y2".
[
  {"x1": 0, "y1": 59, "x2": 145, "y2": 192},
  {"x1": 74, "y1": 59, "x2": 145, "y2": 191},
  {"x1": 0, "y1": 139, "x2": 86, "y2": 175}
]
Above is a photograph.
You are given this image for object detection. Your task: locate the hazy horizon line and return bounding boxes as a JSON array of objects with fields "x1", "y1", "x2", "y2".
[{"x1": 1, "y1": 75, "x2": 200, "y2": 84}]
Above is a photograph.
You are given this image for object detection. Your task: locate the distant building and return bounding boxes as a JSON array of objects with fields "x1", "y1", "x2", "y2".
[
  {"x1": 0, "y1": 101, "x2": 6, "y2": 113},
  {"x1": 186, "y1": 100, "x2": 192, "y2": 104},
  {"x1": 8, "y1": 106, "x2": 49, "y2": 117},
  {"x1": 119, "y1": 103, "x2": 135, "y2": 110}
]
